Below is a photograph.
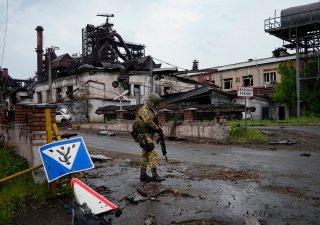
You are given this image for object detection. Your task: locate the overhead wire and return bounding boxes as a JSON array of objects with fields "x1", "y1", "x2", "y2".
[
  {"x1": 152, "y1": 56, "x2": 189, "y2": 71},
  {"x1": 153, "y1": 56, "x2": 199, "y2": 91},
  {"x1": 1, "y1": 0, "x2": 9, "y2": 68}
]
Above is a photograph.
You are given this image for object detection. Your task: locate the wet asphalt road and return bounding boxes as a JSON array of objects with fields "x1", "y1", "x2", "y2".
[
  {"x1": 69, "y1": 127, "x2": 320, "y2": 225},
  {"x1": 252, "y1": 126, "x2": 320, "y2": 137}
]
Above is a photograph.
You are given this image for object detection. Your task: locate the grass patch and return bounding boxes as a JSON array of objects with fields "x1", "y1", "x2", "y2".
[
  {"x1": 228, "y1": 124, "x2": 269, "y2": 144},
  {"x1": 0, "y1": 147, "x2": 72, "y2": 225},
  {"x1": 228, "y1": 115, "x2": 320, "y2": 127}
]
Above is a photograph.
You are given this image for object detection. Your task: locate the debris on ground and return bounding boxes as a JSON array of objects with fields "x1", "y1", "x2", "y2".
[
  {"x1": 90, "y1": 154, "x2": 113, "y2": 161},
  {"x1": 245, "y1": 215, "x2": 261, "y2": 225},
  {"x1": 85, "y1": 170, "x2": 101, "y2": 178},
  {"x1": 300, "y1": 153, "x2": 311, "y2": 157},
  {"x1": 269, "y1": 139, "x2": 297, "y2": 145},
  {"x1": 60, "y1": 132, "x2": 78, "y2": 139},
  {"x1": 267, "y1": 186, "x2": 308, "y2": 198},
  {"x1": 97, "y1": 130, "x2": 115, "y2": 136},
  {"x1": 217, "y1": 169, "x2": 260, "y2": 182},
  {"x1": 144, "y1": 214, "x2": 156, "y2": 225},
  {"x1": 124, "y1": 193, "x2": 148, "y2": 204},
  {"x1": 171, "y1": 219, "x2": 226, "y2": 225},
  {"x1": 185, "y1": 164, "x2": 260, "y2": 182},
  {"x1": 120, "y1": 184, "x2": 194, "y2": 206}
]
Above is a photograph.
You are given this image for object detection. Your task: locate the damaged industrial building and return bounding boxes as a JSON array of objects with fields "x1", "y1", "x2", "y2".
[
  {"x1": 29, "y1": 14, "x2": 248, "y2": 122},
  {"x1": 29, "y1": 14, "x2": 289, "y2": 122},
  {"x1": 2, "y1": 5, "x2": 319, "y2": 123}
]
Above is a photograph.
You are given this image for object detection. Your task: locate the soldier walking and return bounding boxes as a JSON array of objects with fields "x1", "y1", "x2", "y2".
[{"x1": 134, "y1": 93, "x2": 165, "y2": 182}]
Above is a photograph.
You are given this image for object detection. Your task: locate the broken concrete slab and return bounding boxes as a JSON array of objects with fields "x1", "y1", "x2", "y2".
[
  {"x1": 125, "y1": 193, "x2": 148, "y2": 204},
  {"x1": 245, "y1": 216, "x2": 261, "y2": 225},
  {"x1": 97, "y1": 130, "x2": 115, "y2": 136},
  {"x1": 269, "y1": 139, "x2": 297, "y2": 145},
  {"x1": 90, "y1": 154, "x2": 113, "y2": 161}
]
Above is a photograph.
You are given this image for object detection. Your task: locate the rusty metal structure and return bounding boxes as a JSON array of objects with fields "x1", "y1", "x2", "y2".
[
  {"x1": 81, "y1": 14, "x2": 145, "y2": 64},
  {"x1": 35, "y1": 26, "x2": 61, "y2": 83},
  {"x1": 0, "y1": 67, "x2": 34, "y2": 111},
  {"x1": 265, "y1": 2, "x2": 320, "y2": 116},
  {"x1": 34, "y1": 14, "x2": 147, "y2": 82}
]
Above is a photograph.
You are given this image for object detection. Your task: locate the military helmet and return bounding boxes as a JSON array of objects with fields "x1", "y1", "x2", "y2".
[{"x1": 148, "y1": 93, "x2": 161, "y2": 105}]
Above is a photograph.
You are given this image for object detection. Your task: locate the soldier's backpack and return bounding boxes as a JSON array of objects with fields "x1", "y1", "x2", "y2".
[{"x1": 131, "y1": 120, "x2": 142, "y2": 142}]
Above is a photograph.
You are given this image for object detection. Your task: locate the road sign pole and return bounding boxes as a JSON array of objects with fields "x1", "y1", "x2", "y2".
[
  {"x1": 245, "y1": 98, "x2": 247, "y2": 131},
  {"x1": 45, "y1": 108, "x2": 57, "y2": 196},
  {"x1": 45, "y1": 108, "x2": 52, "y2": 143},
  {"x1": 237, "y1": 87, "x2": 253, "y2": 132}
]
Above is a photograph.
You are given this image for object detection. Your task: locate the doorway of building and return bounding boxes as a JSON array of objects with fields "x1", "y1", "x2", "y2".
[
  {"x1": 262, "y1": 106, "x2": 269, "y2": 120},
  {"x1": 279, "y1": 106, "x2": 285, "y2": 120}
]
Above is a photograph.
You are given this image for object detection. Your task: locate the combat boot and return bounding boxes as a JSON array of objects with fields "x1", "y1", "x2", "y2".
[
  {"x1": 140, "y1": 168, "x2": 152, "y2": 182},
  {"x1": 151, "y1": 168, "x2": 166, "y2": 182}
]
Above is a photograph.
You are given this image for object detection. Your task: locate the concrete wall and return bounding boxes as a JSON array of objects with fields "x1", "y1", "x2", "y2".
[
  {"x1": 184, "y1": 56, "x2": 295, "y2": 92},
  {"x1": 33, "y1": 70, "x2": 195, "y2": 121},
  {"x1": 234, "y1": 97, "x2": 270, "y2": 120},
  {"x1": 78, "y1": 120, "x2": 230, "y2": 143},
  {"x1": 213, "y1": 58, "x2": 296, "y2": 91},
  {"x1": 33, "y1": 71, "x2": 121, "y2": 103}
]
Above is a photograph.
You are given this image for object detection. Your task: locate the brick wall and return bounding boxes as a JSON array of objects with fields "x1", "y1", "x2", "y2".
[
  {"x1": 0, "y1": 104, "x2": 8, "y2": 124},
  {"x1": 0, "y1": 103, "x2": 57, "y2": 183},
  {"x1": 184, "y1": 108, "x2": 197, "y2": 121}
]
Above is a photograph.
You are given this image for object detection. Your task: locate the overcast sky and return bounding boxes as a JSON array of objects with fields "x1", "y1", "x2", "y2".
[{"x1": 0, "y1": 0, "x2": 317, "y2": 80}]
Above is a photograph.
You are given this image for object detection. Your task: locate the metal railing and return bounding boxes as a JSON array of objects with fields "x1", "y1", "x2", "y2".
[{"x1": 264, "y1": 16, "x2": 281, "y2": 31}]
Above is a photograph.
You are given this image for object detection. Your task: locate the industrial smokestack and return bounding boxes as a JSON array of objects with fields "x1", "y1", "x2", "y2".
[
  {"x1": 35, "y1": 26, "x2": 44, "y2": 82},
  {"x1": 2, "y1": 68, "x2": 8, "y2": 80},
  {"x1": 192, "y1": 59, "x2": 199, "y2": 71}
]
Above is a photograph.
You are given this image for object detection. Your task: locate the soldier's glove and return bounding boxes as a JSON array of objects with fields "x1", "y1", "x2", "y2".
[
  {"x1": 155, "y1": 129, "x2": 161, "y2": 134},
  {"x1": 145, "y1": 142, "x2": 155, "y2": 152},
  {"x1": 156, "y1": 136, "x2": 161, "y2": 144}
]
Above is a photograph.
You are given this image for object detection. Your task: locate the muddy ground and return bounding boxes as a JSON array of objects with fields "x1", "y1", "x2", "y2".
[{"x1": 11, "y1": 127, "x2": 320, "y2": 225}]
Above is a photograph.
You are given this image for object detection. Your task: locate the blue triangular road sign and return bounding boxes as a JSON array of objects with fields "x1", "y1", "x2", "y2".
[{"x1": 39, "y1": 137, "x2": 94, "y2": 182}]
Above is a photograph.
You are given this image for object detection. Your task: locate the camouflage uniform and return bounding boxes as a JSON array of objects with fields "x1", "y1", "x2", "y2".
[{"x1": 137, "y1": 104, "x2": 159, "y2": 171}]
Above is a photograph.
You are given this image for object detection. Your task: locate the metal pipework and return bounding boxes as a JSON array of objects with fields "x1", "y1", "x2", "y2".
[{"x1": 0, "y1": 164, "x2": 43, "y2": 183}]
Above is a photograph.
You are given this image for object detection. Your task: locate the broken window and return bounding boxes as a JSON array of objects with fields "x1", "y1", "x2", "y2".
[
  {"x1": 46, "y1": 90, "x2": 50, "y2": 102},
  {"x1": 37, "y1": 92, "x2": 42, "y2": 103},
  {"x1": 223, "y1": 78, "x2": 233, "y2": 89},
  {"x1": 133, "y1": 85, "x2": 141, "y2": 96},
  {"x1": 155, "y1": 85, "x2": 161, "y2": 95},
  {"x1": 66, "y1": 86, "x2": 73, "y2": 99},
  {"x1": 164, "y1": 86, "x2": 170, "y2": 95},
  {"x1": 263, "y1": 72, "x2": 276, "y2": 83},
  {"x1": 242, "y1": 75, "x2": 253, "y2": 87},
  {"x1": 56, "y1": 88, "x2": 62, "y2": 101}
]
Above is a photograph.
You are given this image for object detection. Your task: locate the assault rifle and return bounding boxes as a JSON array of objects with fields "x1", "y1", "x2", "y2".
[{"x1": 156, "y1": 128, "x2": 168, "y2": 161}]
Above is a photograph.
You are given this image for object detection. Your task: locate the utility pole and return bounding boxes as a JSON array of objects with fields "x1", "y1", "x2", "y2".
[
  {"x1": 295, "y1": 38, "x2": 301, "y2": 117},
  {"x1": 47, "y1": 46, "x2": 59, "y2": 103},
  {"x1": 47, "y1": 48, "x2": 52, "y2": 103},
  {"x1": 149, "y1": 55, "x2": 153, "y2": 93}
]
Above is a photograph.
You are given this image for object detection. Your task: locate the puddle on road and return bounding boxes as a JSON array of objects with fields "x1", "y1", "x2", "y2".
[
  {"x1": 183, "y1": 163, "x2": 260, "y2": 182},
  {"x1": 170, "y1": 219, "x2": 227, "y2": 225},
  {"x1": 82, "y1": 156, "x2": 318, "y2": 225}
]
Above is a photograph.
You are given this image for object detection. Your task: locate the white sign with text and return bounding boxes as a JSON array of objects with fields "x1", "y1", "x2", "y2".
[{"x1": 237, "y1": 87, "x2": 253, "y2": 97}]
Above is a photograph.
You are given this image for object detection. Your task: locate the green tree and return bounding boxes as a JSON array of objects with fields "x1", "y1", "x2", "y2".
[
  {"x1": 273, "y1": 60, "x2": 320, "y2": 114},
  {"x1": 272, "y1": 61, "x2": 297, "y2": 108},
  {"x1": 301, "y1": 60, "x2": 320, "y2": 114},
  {"x1": 78, "y1": 85, "x2": 93, "y2": 120}
]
